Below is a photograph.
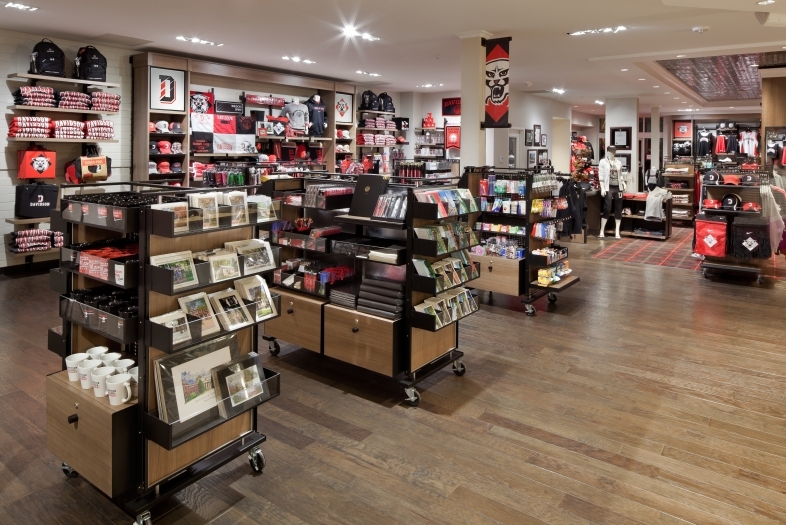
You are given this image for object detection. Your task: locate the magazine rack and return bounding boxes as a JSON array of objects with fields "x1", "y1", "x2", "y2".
[{"x1": 46, "y1": 182, "x2": 282, "y2": 525}]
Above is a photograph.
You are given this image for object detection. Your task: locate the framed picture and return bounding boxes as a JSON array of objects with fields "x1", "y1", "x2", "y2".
[
  {"x1": 222, "y1": 191, "x2": 249, "y2": 226},
  {"x1": 235, "y1": 275, "x2": 277, "y2": 321},
  {"x1": 149, "y1": 251, "x2": 198, "y2": 291},
  {"x1": 211, "y1": 353, "x2": 271, "y2": 418},
  {"x1": 150, "y1": 202, "x2": 189, "y2": 234},
  {"x1": 538, "y1": 149, "x2": 549, "y2": 166},
  {"x1": 673, "y1": 121, "x2": 692, "y2": 139},
  {"x1": 209, "y1": 289, "x2": 253, "y2": 332},
  {"x1": 442, "y1": 97, "x2": 461, "y2": 116},
  {"x1": 189, "y1": 193, "x2": 219, "y2": 229},
  {"x1": 178, "y1": 292, "x2": 221, "y2": 336},
  {"x1": 527, "y1": 149, "x2": 537, "y2": 168},
  {"x1": 541, "y1": 134, "x2": 548, "y2": 147},
  {"x1": 525, "y1": 129, "x2": 533, "y2": 146},
  {"x1": 335, "y1": 93, "x2": 353, "y2": 124},
  {"x1": 150, "y1": 310, "x2": 192, "y2": 345},
  {"x1": 150, "y1": 67, "x2": 186, "y2": 112},
  {"x1": 208, "y1": 252, "x2": 241, "y2": 283},
  {"x1": 617, "y1": 153, "x2": 631, "y2": 170},
  {"x1": 236, "y1": 240, "x2": 276, "y2": 275},
  {"x1": 610, "y1": 127, "x2": 632, "y2": 149},
  {"x1": 533, "y1": 125, "x2": 542, "y2": 147},
  {"x1": 256, "y1": 122, "x2": 273, "y2": 137},
  {"x1": 153, "y1": 334, "x2": 239, "y2": 423}
]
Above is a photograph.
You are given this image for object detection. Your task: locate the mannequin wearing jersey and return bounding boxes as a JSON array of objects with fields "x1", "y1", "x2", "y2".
[{"x1": 599, "y1": 146, "x2": 626, "y2": 239}]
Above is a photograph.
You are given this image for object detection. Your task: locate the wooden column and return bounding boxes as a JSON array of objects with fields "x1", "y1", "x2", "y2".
[{"x1": 761, "y1": 76, "x2": 786, "y2": 130}]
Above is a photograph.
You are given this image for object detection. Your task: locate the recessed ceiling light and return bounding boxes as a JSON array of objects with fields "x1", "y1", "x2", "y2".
[
  {"x1": 176, "y1": 36, "x2": 222, "y2": 46},
  {"x1": 595, "y1": 100, "x2": 604, "y2": 105},
  {"x1": 417, "y1": 83, "x2": 444, "y2": 88},
  {"x1": 552, "y1": 88, "x2": 565, "y2": 94},
  {"x1": 5, "y1": 2, "x2": 38, "y2": 10},
  {"x1": 574, "y1": 105, "x2": 579, "y2": 108},
  {"x1": 674, "y1": 97, "x2": 680, "y2": 99},
  {"x1": 343, "y1": 26, "x2": 379, "y2": 41},
  {"x1": 676, "y1": 54, "x2": 687, "y2": 58},
  {"x1": 653, "y1": 85, "x2": 660, "y2": 88},
  {"x1": 357, "y1": 71, "x2": 382, "y2": 77},
  {"x1": 569, "y1": 26, "x2": 627, "y2": 36},
  {"x1": 621, "y1": 68, "x2": 629, "y2": 71},
  {"x1": 638, "y1": 78, "x2": 646, "y2": 81},
  {"x1": 758, "y1": 0, "x2": 775, "y2": 5},
  {"x1": 730, "y1": 106, "x2": 735, "y2": 108},
  {"x1": 682, "y1": 101, "x2": 687, "y2": 104},
  {"x1": 664, "y1": 91, "x2": 671, "y2": 94},
  {"x1": 282, "y1": 56, "x2": 315, "y2": 64}
]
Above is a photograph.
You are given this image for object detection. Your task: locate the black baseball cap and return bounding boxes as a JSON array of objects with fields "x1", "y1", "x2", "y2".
[
  {"x1": 171, "y1": 162, "x2": 183, "y2": 173},
  {"x1": 741, "y1": 174, "x2": 759, "y2": 186},
  {"x1": 703, "y1": 171, "x2": 720, "y2": 185},
  {"x1": 722, "y1": 193, "x2": 741, "y2": 210},
  {"x1": 150, "y1": 141, "x2": 159, "y2": 154}
]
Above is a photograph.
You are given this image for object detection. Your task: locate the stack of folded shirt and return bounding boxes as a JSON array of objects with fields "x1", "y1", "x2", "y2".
[
  {"x1": 50, "y1": 120, "x2": 85, "y2": 139},
  {"x1": 375, "y1": 117, "x2": 385, "y2": 128},
  {"x1": 357, "y1": 278, "x2": 404, "y2": 320},
  {"x1": 52, "y1": 231, "x2": 64, "y2": 248},
  {"x1": 13, "y1": 86, "x2": 56, "y2": 107},
  {"x1": 384, "y1": 134, "x2": 397, "y2": 146},
  {"x1": 386, "y1": 120, "x2": 396, "y2": 130},
  {"x1": 58, "y1": 91, "x2": 91, "y2": 110},
  {"x1": 364, "y1": 119, "x2": 376, "y2": 128},
  {"x1": 85, "y1": 120, "x2": 114, "y2": 140},
  {"x1": 362, "y1": 133, "x2": 375, "y2": 145},
  {"x1": 91, "y1": 91, "x2": 120, "y2": 112},
  {"x1": 9, "y1": 229, "x2": 59, "y2": 253},
  {"x1": 7, "y1": 116, "x2": 50, "y2": 138},
  {"x1": 374, "y1": 134, "x2": 386, "y2": 145}
]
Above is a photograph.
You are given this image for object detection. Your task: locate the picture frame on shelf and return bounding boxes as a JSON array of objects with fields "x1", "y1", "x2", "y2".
[
  {"x1": 150, "y1": 202, "x2": 189, "y2": 234},
  {"x1": 149, "y1": 251, "x2": 198, "y2": 291},
  {"x1": 610, "y1": 126, "x2": 632, "y2": 149},
  {"x1": 533, "y1": 125, "x2": 542, "y2": 147},
  {"x1": 178, "y1": 292, "x2": 221, "y2": 336},
  {"x1": 209, "y1": 289, "x2": 253, "y2": 332},
  {"x1": 150, "y1": 67, "x2": 186, "y2": 112},
  {"x1": 541, "y1": 134, "x2": 548, "y2": 147},
  {"x1": 208, "y1": 252, "x2": 242, "y2": 283},
  {"x1": 236, "y1": 240, "x2": 276, "y2": 275},
  {"x1": 525, "y1": 129, "x2": 533, "y2": 146},
  {"x1": 235, "y1": 275, "x2": 277, "y2": 321},
  {"x1": 527, "y1": 149, "x2": 537, "y2": 168},
  {"x1": 150, "y1": 310, "x2": 192, "y2": 346},
  {"x1": 211, "y1": 352, "x2": 270, "y2": 418}
]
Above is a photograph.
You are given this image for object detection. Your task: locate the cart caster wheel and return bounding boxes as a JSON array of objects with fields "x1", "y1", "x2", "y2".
[
  {"x1": 758, "y1": 275, "x2": 765, "y2": 284},
  {"x1": 404, "y1": 387, "x2": 420, "y2": 407},
  {"x1": 547, "y1": 293, "x2": 557, "y2": 304},
  {"x1": 525, "y1": 304, "x2": 536, "y2": 316},
  {"x1": 702, "y1": 269, "x2": 709, "y2": 279},
  {"x1": 269, "y1": 340, "x2": 280, "y2": 357},
  {"x1": 452, "y1": 360, "x2": 466, "y2": 377},
  {"x1": 61, "y1": 462, "x2": 78, "y2": 478},
  {"x1": 248, "y1": 447, "x2": 265, "y2": 473},
  {"x1": 134, "y1": 511, "x2": 152, "y2": 525}
]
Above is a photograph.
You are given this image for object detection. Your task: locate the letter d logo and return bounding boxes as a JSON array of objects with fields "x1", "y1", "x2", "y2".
[{"x1": 159, "y1": 75, "x2": 176, "y2": 104}]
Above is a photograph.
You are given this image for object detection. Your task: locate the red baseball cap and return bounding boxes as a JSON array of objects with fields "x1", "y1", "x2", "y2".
[
  {"x1": 742, "y1": 202, "x2": 762, "y2": 212},
  {"x1": 148, "y1": 122, "x2": 156, "y2": 132},
  {"x1": 157, "y1": 141, "x2": 172, "y2": 154},
  {"x1": 722, "y1": 175, "x2": 740, "y2": 185},
  {"x1": 157, "y1": 161, "x2": 171, "y2": 174}
]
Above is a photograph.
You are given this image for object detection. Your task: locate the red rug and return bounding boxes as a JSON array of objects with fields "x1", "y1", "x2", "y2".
[{"x1": 591, "y1": 227, "x2": 701, "y2": 270}]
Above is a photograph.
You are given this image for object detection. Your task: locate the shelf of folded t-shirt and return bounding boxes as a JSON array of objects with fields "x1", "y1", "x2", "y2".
[
  {"x1": 412, "y1": 198, "x2": 481, "y2": 220},
  {"x1": 334, "y1": 215, "x2": 407, "y2": 230},
  {"x1": 663, "y1": 174, "x2": 693, "y2": 179},
  {"x1": 12, "y1": 105, "x2": 119, "y2": 115},
  {"x1": 149, "y1": 204, "x2": 270, "y2": 238},
  {"x1": 414, "y1": 127, "x2": 444, "y2": 131},
  {"x1": 7, "y1": 137, "x2": 118, "y2": 143},
  {"x1": 147, "y1": 294, "x2": 281, "y2": 355},
  {"x1": 411, "y1": 262, "x2": 481, "y2": 295},
  {"x1": 9, "y1": 72, "x2": 121, "y2": 88},
  {"x1": 147, "y1": 248, "x2": 280, "y2": 297},
  {"x1": 621, "y1": 213, "x2": 667, "y2": 222},
  {"x1": 7, "y1": 247, "x2": 60, "y2": 258},
  {"x1": 336, "y1": 138, "x2": 353, "y2": 142},
  {"x1": 358, "y1": 110, "x2": 396, "y2": 116},
  {"x1": 530, "y1": 275, "x2": 580, "y2": 292},
  {"x1": 412, "y1": 238, "x2": 480, "y2": 258},
  {"x1": 357, "y1": 145, "x2": 403, "y2": 149},
  {"x1": 356, "y1": 127, "x2": 400, "y2": 132},
  {"x1": 331, "y1": 238, "x2": 407, "y2": 265}
]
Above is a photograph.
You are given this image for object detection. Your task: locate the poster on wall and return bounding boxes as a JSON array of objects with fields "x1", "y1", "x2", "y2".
[
  {"x1": 150, "y1": 67, "x2": 186, "y2": 112},
  {"x1": 483, "y1": 37, "x2": 512, "y2": 128},
  {"x1": 190, "y1": 91, "x2": 214, "y2": 114},
  {"x1": 442, "y1": 98, "x2": 461, "y2": 116},
  {"x1": 335, "y1": 93, "x2": 353, "y2": 124},
  {"x1": 673, "y1": 121, "x2": 692, "y2": 139},
  {"x1": 445, "y1": 125, "x2": 461, "y2": 149}
]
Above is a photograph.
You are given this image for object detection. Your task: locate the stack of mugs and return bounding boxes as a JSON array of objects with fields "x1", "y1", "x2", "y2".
[{"x1": 64, "y1": 346, "x2": 138, "y2": 406}]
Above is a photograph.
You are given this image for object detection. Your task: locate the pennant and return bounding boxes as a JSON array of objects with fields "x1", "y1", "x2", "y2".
[
  {"x1": 483, "y1": 37, "x2": 511, "y2": 128},
  {"x1": 445, "y1": 125, "x2": 461, "y2": 150}
]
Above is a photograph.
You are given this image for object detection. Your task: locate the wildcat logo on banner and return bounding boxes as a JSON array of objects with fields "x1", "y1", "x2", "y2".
[{"x1": 483, "y1": 37, "x2": 511, "y2": 128}]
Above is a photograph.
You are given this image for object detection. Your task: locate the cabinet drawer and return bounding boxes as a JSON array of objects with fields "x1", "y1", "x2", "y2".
[
  {"x1": 470, "y1": 255, "x2": 524, "y2": 296},
  {"x1": 323, "y1": 305, "x2": 402, "y2": 376},
  {"x1": 264, "y1": 288, "x2": 325, "y2": 352},
  {"x1": 46, "y1": 371, "x2": 136, "y2": 498}
]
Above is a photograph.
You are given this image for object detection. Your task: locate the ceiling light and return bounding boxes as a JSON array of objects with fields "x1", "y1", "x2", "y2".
[
  {"x1": 758, "y1": 0, "x2": 775, "y2": 5},
  {"x1": 676, "y1": 54, "x2": 687, "y2": 58},
  {"x1": 574, "y1": 105, "x2": 579, "y2": 108},
  {"x1": 552, "y1": 88, "x2": 565, "y2": 94},
  {"x1": 621, "y1": 68, "x2": 629, "y2": 71},
  {"x1": 417, "y1": 83, "x2": 444, "y2": 88},
  {"x1": 176, "y1": 36, "x2": 222, "y2": 46},
  {"x1": 357, "y1": 71, "x2": 382, "y2": 77},
  {"x1": 678, "y1": 108, "x2": 699, "y2": 112},
  {"x1": 595, "y1": 100, "x2": 604, "y2": 105},
  {"x1": 750, "y1": 63, "x2": 759, "y2": 67},
  {"x1": 343, "y1": 26, "x2": 379, "y2": 41},
  {"x1": 569, "y1": 26, "x2": 627, "y2": 36},
  {"x1": 664, "y1": 91, "x2": 671, "y2": 94},
  {"x1": 653, "y1": 85, "x2": 660, "y2": 88},
  {"x1": 730, "y1": 106, "x2": 735, "y2": 108},
  {"x1": 692, "y1": 26, "x2": 710, "y2": 33},
  {"x1": 638, "y1": 78, "x2": 646, "y2": 81},
  {"x1": 5, "y1": 2, "x2": 38, "y2": 10},
  {"x1": 674, "y1": 97, "x2": 680, "y2": 99},
  {"x1": 682, "y1": 101, "x2": 687, "y2": 104},
  {"x1": 282, "y1": 56, "x2": 315, "y2": 64}
]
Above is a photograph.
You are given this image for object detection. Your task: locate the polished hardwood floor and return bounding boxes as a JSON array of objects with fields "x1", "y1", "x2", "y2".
[{"x1": 3, "y1": 237, "x2": 786, "y2": 524}]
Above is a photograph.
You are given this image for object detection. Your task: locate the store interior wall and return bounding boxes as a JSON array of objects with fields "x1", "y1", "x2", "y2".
[
  {"x1": 552, "y1": 118, "x2": 571, "y2": 172},
  {"x1": 0, "y1": 28, "x2": 133, "y2": 268}
]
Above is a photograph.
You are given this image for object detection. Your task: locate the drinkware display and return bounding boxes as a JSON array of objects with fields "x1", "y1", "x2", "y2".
[
  {"x1": 91, "y1": 366, "x2": 115, "y2": 397},
  {"x1": 65, "y1": 353, "x2": 88, "y2": 381},
  {"x1": 105, "y1": 374, "x2": 132, "y2": 406}
]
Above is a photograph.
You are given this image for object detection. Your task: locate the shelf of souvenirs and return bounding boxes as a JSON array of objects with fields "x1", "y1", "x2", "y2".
[{"x1": 9, "y1": 72, "x2": 120, "y2": 88}]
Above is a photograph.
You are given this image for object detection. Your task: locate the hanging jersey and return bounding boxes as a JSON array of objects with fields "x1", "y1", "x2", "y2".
[
  {"x1": 739, "y1": 131, "x2": 758, "y2": 156},
  {"x1": 697, "y1": 131, "x2": 713, "y2": 157},
  {"x1": 725, "y1": 134, "x2": 738, "y2": 154},
  {"x1": 714, "y1": 135, "x2": 727, "y2": 154}
]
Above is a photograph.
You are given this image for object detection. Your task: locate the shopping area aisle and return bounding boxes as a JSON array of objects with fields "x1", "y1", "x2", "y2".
[{"x1": 3, "y1": 248, "x2": 786, "y2": 525}]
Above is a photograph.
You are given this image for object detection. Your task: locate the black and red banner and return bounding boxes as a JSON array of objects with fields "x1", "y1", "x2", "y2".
[
  {"x1": 442, "y1": 97, "x2": 461, "y2": 116},
  {"x1": 445, "y1": 125, "x2": 461, "y2": 150},
  {"x1": 483, "y1": 37, "x2": 511, "y2": 128}
]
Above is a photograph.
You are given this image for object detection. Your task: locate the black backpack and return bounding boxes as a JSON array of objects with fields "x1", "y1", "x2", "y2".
[
  {"x1": 74, "y1": 46, "x2": 107, "y2": 82},
  {"x1": 360, "y1": 90, "x2": 379, "y2": 111},
  {"x1": 29, "y1": 39, "x2": 66, "y2": 78},
  {"x1": 378, "y1": 93, "x2": 395, "y2": 112}
]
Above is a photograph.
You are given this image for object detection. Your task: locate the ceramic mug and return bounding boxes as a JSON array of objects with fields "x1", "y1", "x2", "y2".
[
  {"x1": 112, "y1": 359, "x2": 135, "y2": 373},
  {"x1": 77, "y1": 359, "x2": 103, "y2": 390},
  {"x1": 128, "y1": 366, "x2": 138, "y2": 397},
  {"x1": 86, "y1": 346, "x2": 109, "y2": 360},
  {"x1": 91, "y1": 366, "x2": 115, "y2": 397},
  {"x1": 100, "y1": 352, "x2": 122, "y2": 366},
  {"x1": 65, "y1": 353, "x2": 89, "y2": 382},
  {"x1": 106, "y1": 374, "x2": 132, "y2": 406}
]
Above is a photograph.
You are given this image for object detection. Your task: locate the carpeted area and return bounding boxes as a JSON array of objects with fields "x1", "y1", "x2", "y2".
[{"x1": 590, "y1": 226, "x2": 702, "y2": 270}]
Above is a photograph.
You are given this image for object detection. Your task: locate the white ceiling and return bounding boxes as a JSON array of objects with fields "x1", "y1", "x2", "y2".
[{"x1": 3, "y1": 0, "x2": 785, "y2": 116}]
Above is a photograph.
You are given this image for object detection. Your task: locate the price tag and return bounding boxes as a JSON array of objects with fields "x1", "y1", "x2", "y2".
[
  {"x1": 115, "y1": 265, "x2": 125, "y2": 286},
  {"x1": 97, "y1": 206, "x2": 108, "y2": 219},
  {"x1": 81, "y1": 204, "x2": 89, "y2": 216},
  {"x1": 704, "y1": 234, "x2": 717, "y2": 248},
  {"x1": 113, "y1": 209, "x2": 124, "y2": 221}
]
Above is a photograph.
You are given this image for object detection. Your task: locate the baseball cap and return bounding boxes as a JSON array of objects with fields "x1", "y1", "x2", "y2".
[
  {"x1": 155, "y1": 121, "x2": 170, "y2": 133},
  {"x1": 169, "y1": 122, "x2": 183, "y2": 133},
  {"x1": 148, "y1": 122, "x2": 156, "y2": 132},
  {"x1": 703, "y1": 171, "x2": 720, "y2": 185},
  {"x1": 148, "y1": 161, "x2": 158, "y2": 174},
  {"x1": 722, "y1": 175, "x2": 740, "y2": 185},
  {"x1": 703, "y1": 199, "x2": 721, "y2": 209},
  {"x1": 157, "y1": 161, "x2": 171, "y2": 174},
  {"x1": 741, "y1": 174, "x2": 759, "y2": 186},
  {"x1": 722, "y1": 193, "x2": 741, "y2": 210},
  {"x1": 171, "y1": 142, "x2": 183, "y2": 154},
  {"x1": 171, "y1": 162, "x2": 183, "y2": 173},
  {"x1": 742, "y1": 202, "x2": 762, "y2": 212},
  {"x1": 149, "y1": 141, "x2": 159, "y2": 154},
  {"x1": 157, "y1": 141, "x2": 172, "y2": 154}
]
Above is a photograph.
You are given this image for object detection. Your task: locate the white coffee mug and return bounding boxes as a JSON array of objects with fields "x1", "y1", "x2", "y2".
[
  {"x1": 106, "y1": 373, "x2": 132, "y2": 406},
  {"x1": 78, "y1": 359, "x2": 103, "y2": 390},
  {"x1": 86, "y1": 346, "x2": 109, "y2": 360},
  {"x1": 91, "y1": 366, "x2": 115, "y2": 397},
  {"x1": 100, "y1": 352, "x2": 122, "y2": 366},
  {"x1": 129, "y1": 366, "x2": 138, "y2": 397},
  {"x1": 65, "y1": 353, "x2": 89, "y2": 382},
  {"x1": 112, "y1": 359, "x2": 135, "y2": 373}
]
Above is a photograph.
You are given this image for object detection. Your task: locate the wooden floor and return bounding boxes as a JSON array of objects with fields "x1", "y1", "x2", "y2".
[{"x1": 4, "y1": 238, "x2": 786, "y2": 524}]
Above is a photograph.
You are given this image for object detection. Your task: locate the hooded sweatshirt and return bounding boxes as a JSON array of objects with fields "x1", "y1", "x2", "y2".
[{"x1": 305, "y1": 95, "x2": 328, "y2": 136}]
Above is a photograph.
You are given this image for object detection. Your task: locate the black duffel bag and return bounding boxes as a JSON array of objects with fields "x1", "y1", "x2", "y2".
[{"x1": 15, "y1": 182, "x2": 58, "y2": 218}]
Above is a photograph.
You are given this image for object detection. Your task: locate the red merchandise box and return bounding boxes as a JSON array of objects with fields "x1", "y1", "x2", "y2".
[{"x1": 17, "y1": 146, "x2": 56, "y2": 179}]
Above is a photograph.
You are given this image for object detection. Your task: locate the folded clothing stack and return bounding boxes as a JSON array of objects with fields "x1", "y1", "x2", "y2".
[
  {"x1": 364, "y1": 119, "x2": 376, "y2": 128},
  {"x1": 384, "y1": 135, "x2": 397, "y2": 146},
  {"x1": 361, "y1": 133, "x2": 375, "y2": 145},
  {"x1": 58, "y1": 91, "x2": 91, "y2": 110},
  {"x1": 375, "y1": 117, "x2": 385, "y2": 128},
  {"x1": 329, "y1": 283, "x2": 361, "y2": 309},
  {"x1": 51, "y1": 120, "x2": 85, "y2": 139},
  {"x1": 386, "y1": 120, "x2": 396, "y2": 130},
  {"x1": 7, "y1": 116, "x2": 50, "y2": 138},
  {"x1": 85, "y1": 120, "x2": 114, "y2": 140},
  {"x1": 9, "y1": 229, "x2": 63, "y2": 253},
  {"x1": 374, "y1": 134, "x2": 386, "y2": 145},
  {"x1": 357, "y1": 278, "x2": 404, "y2": 320},
  {"x1": 91, "y1": 91, "x2": 120, "y2": 112},
  {"x1": 13, "y1": 86, "x2": 55, "y2": 107}
]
